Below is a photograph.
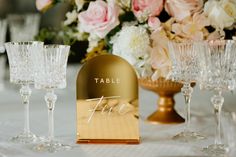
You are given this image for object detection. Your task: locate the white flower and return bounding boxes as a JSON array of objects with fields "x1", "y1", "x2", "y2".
[
  {"x1": 75, "y1": 0, "x2": 85, "y2": 11},
  {"x1": 74, "y1": 32, "x2": 88, "y2": 41},
  {"x1": 111, "y1": 26, "x2": 151, "y2": 77},
  {"x1": 204, "y1": 0, "x2": 236, "y2": 29},
  {"x1": 64, "y1": 10, "x2": 77, "y2": 26},
  {"x1": 87, "y1": 34, "x2": 101, "y2": 52},
  {"x1": 122, "y1": 21, "x2": 138, "y2": 27}
]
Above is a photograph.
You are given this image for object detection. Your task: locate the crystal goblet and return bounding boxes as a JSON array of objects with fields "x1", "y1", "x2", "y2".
[
  {"x1": 5, "y1": 41, "x2": 44, "y2": 143},
  {"x1": 168, "y1": 41, "x2": 205, "y2": 142},
  {"x1": 33, "y1": 45, "x2": 71, "y2": 152},
  {"x1": 197, "y1": 40, "x2": 236, "y2": 156}
]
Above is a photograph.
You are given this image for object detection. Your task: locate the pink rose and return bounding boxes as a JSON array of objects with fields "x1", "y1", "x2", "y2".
[
  {"x1": 148, "y1": 17, "x2": 161, "y2": 31},
  {"x1": 36, "y1": 0, "x2": 54, "y2": 12},
  {"x1": 165, "y1": 0, "x2": 203, "y2": 21},
  {"x1": 132, "y1": 0, "x2": 164, "y2": 21},
  {"x1": 78, "y1": 0, "x2": 120, "y2": 38}
]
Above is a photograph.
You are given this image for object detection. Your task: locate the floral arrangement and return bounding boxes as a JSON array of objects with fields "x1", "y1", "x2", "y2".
[{"x1": 36, "y1": 0, "x2": 236, "y2": 80}]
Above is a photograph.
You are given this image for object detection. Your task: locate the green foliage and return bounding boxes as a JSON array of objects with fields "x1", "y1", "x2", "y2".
[
  {"x1": 35, "y1": 25, "x2": 87, "y2": 45},
  {"x1": 104, "y1": 25, "x2": 120, "y2": 52},
  {"x1": 60, "y1": 25, "x2": 78, "y2": 45},
  {"x1": 35, "y1": 28, "x2": 60, "y2": 44},
  {"x1": 119, "y1": 11, "x2": 135, "y2": 22}
]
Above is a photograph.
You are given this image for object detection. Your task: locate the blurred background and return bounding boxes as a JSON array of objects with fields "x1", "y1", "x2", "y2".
[
  {"x1": 0, "y1": 0, "x2": 69, "y2": 31},
  {"x1": 0, "y1": 0, "x2": 88, "y2": 63}
]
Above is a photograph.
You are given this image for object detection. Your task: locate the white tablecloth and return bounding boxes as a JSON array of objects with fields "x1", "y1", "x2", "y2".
[{"x1": 0, "y1": 64, "x2": 236, "y2": 157}]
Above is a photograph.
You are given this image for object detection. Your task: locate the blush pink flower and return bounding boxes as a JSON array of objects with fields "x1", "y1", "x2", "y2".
[
  {"x1": 148, "y1": 17, "x2": 161, "y2": 31},
  {"x1": 150, "y1": 30, "x2": 172, "y2": 79},
  {"x1": 132, "y1": 0, "x2": 164, "y2": 22},
  {"x1": 36, "y1": 0, "x2": 54, "y2": 12},
  {"x1": 172, "y1": 13, "x2": 210, "y2": 40},
  {"x1": 165, "y1": 0, "x2": 203, "y2": 21},
  {"x1": 78, "y1": 0, "x2": 120, "y2": 38}
]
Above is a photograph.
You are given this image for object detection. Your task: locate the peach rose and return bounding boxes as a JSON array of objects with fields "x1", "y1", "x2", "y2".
[
  {"x1": 165, "y1": 0, "x2": 203, "y2": 21},
  {"x1": 132, "y1": 0, "x2": 164, "y2": 22},
  {"x1": 171, "y1": 13, "x2": 210, "y2": 40},
  {"x1": 78, "y1": 0, "x2": 120, "y2": 38},
  {"x1": 36, "y1": 0, "x2": 54, "y2": 12},
  {"x1": 150, "y1": 29, "x2": 172, "y2": 79}
]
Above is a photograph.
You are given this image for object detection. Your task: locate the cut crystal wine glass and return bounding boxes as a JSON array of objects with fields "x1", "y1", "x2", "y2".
[
  {"x1": 4, "y1": 41, "x2": 44, "y2": 143},
  {"x1": 33, "y1": 45, "x2": 71, "y2": 152},
  {"x1": 168, "y1": 41, "x2": 205, "y2": 142},
  {"x1": 196, "y1": 40, "x2": 236, "y2": 156}
]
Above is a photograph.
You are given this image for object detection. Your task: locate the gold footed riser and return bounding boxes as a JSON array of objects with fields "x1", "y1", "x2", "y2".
[
  {"x1": 147, "y1": 109, "x2": 185, "y2": 124},
  {"x1": 139, "y1": 77, "x2": 185, "y2": 124}
]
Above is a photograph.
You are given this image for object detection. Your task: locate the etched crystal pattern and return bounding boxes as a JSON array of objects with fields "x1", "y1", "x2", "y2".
[{"x1": 34, "y1": 45, "x2": 70, "y2": 89}]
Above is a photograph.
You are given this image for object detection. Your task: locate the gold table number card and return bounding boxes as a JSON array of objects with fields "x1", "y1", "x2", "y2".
[{"x1": 76, "y1": 54, "x2": 139, "y2": 144}]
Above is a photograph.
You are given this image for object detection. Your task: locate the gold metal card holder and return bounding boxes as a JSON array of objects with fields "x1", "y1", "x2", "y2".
[{"x1": 76, "y1": 55, "x2": 140, "y2": 144}]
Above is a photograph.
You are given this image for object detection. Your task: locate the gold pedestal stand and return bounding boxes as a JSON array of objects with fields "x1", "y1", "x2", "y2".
[{"x1": 139, "y1": 77, "x2": 185, "y2": 124}]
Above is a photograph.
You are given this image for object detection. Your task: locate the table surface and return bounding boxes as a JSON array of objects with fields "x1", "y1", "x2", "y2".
[{"x1": 0, "y1": 64, "x2": 236, "y2": 157}]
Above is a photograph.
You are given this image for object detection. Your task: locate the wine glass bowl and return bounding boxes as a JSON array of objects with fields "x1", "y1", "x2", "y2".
[{"x1": 34, "y1": 45, "x2": 69, "y2": 90}]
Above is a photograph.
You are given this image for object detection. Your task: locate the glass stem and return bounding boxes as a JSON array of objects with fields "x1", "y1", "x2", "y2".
[
  {"x1": 20, "y1": 84, "x2": 32, "y2": 135},
  {"x1": 45, "y1": 89, "x2": 57, "y2": 142},
  {"x1": 181, "y1": 82, "x2": 193, "y2": 133},
  {"x1": 211, "y1": 91, "x2": 224, "y2": 145}
]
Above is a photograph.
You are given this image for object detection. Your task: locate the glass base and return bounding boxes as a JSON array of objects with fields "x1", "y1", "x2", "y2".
[
  {"x1": 33, "y1": 140, "x2": 71, "y2": 153},
  {"x1": 11, "y1": 132, "x2": 38, "y2": 144},
  {"x1": 173, "y1": 131, "x2": 205, "y2": 142},
  {"x1": 203, "y1": 144, "x2": 228, "y2": 156}
]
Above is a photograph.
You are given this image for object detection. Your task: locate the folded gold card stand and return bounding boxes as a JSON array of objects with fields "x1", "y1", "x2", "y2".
[{"x1": 76, "y1": 54, "x2": 140, "y2": 144}]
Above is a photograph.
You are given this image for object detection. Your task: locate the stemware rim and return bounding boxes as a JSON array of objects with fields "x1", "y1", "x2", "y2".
[
  {"x1": 4, "y1": 41, "x2": 44, "y2": 46},
  {"x1": 168, "y1": 40, "x2": 197, "y2": 47},
  {"x1": 196, "y1": 39, "x2": 236, "y2": 45},
  {"x1": 44, "y1": 44, "x2": 70, "y2": 49},
  {"x1": 168, "y1": 39, "x2": 236, "y2": 44}
]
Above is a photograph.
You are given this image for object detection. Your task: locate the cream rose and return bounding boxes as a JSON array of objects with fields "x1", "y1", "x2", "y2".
[
  {"x1": 36, "y1": 0, "x2": 54, "y2": 12},
  {"x1": 132, "y1": 0, "x2": 164, "y2": 22},
  {"x1": 78, "y1": 0, "x2": 120, "y2": 38}
]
